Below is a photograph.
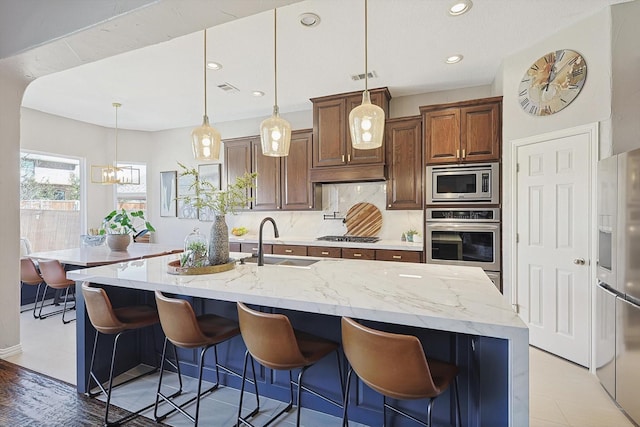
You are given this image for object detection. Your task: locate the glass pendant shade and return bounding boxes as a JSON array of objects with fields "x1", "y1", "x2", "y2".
[
  {"x1": 260, "y1": 107, "x2": 291, "y2": 157},
  {"x1": 191, "y1": 115, "x2": 221, "y2": 161},
  {"x1": 349, "y1": 90, "x2": 385, "y2": 149}
]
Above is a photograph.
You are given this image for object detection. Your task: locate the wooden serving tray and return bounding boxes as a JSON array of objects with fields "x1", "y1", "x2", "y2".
[{"x1": 167, "y1": 259, "x2": 235, "y2": 275}]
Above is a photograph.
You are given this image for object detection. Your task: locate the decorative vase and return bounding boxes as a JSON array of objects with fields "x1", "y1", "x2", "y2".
[
  {"x1": 106, "y1": 234, "x2": 131, "y2": 251},
  {"x1": 208, "y1": 215, "x2": 229, "y2": 265}
]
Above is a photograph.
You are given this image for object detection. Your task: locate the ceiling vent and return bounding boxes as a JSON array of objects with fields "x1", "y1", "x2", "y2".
[
  {"x1": 350, "y1": 71, "x2": 378, "y2": 81},
  {"x1": 217, "y1": 82, "x2": 240, "y2": 92}
]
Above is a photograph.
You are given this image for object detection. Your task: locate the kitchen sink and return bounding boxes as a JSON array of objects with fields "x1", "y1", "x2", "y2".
[{"x1": 241, "y1": 256, "x2": 319, "y2": 267}]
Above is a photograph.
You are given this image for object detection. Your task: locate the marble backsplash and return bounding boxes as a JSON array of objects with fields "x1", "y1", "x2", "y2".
[{"x1": 225, "y1": 182, "x2": 424, "y2": 240}]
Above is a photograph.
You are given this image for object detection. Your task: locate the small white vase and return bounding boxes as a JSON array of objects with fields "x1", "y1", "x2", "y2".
[{"x1": 106, "y1": 234, "x2": 131, "y2": 251}]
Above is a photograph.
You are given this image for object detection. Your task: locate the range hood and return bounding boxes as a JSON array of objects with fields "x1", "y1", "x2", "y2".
[{"x1": 309, "y1": 164, "x2": 386, "y2": 183}]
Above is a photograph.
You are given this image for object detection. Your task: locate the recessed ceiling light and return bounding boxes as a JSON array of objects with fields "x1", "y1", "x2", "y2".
[
  {"x1": 445, "y1": 54, "x2": 463, "y2": 64},
  {"x1": 252, "y1": 91, "x2": 265, "y2": 97},
  {"x1": 299, "y1": 12, "x2": 321, "y2": 27},
  {"x1": 206, "y1": 62, "x2": 222, "y2": 70},
  {"x1": 449, "y1": 0, "x2": 472, "y2": 16}
]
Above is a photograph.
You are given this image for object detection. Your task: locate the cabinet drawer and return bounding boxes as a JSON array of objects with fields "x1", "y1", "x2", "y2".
[
  {"x1": 273, "y1": 245, "x2": 308, "y2": 256},
  {"x1": 307, "y1": 246, "x2": 342, "y2": 258},
  {"x1": 229, "y1": 242, "x2": 241, "y2": 252},
  {"x1": 342, "y1": 248, "x2": 375, "y2": 260},
  {"x1": 240, "y1": 243, "x2": 272, "y2": 255},
  {"x1": 375, "y1": 250, "x2": 422, "y2": 263}
]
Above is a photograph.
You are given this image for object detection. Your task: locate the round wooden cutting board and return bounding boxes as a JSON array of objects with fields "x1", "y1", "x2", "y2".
[{"x1": 344, "y1": 203, "x2": 382, "y2": 237}]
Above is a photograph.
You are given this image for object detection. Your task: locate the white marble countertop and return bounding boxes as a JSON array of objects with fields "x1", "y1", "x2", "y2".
[
  {"x1": 230, "y1": 235, "x2": 424, "y2": 251},
  {"x1": 68, "y1": 253, "x2": 528, "y2": 426},
  {"x1": 68, "y1": 252, "x2": 523, "y2": 337}
]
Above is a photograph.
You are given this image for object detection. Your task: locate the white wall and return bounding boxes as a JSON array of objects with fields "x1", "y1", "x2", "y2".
[
  {"x1": 611, "y1": 1, "x2": 640, "y2": 154},
  {"x1": 0, "y1": 70, "x2": 27, "y2": 356},
  {"x1": 390, "y1": 85, "x2": 493, "y2": 118},
  {"x1": 500, "y1": 8, "x2": 612, "y2": 303}
]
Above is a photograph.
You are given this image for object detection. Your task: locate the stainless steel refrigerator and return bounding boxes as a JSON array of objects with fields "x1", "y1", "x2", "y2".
[{"x1": 596, "y1": 148, "x2": 640, "y2": 425}]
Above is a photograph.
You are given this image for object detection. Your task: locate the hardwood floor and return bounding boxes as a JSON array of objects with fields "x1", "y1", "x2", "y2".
[{"x1": 0, "y1": 359, "x2": 157, "y2": 426}]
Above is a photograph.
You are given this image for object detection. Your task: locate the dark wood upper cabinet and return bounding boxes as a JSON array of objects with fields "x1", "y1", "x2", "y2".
[
  {"x1": 311, "y1": 88, "x2": 390, "y2": 176},
  {"x1": 282, "y1": 130, "x2": 320, "y2": 210},
  {"x1": 224, "y1": 137, "x2": 252, "y2": 209},
  {"x1": 385, "y1": 116, "x2": 423, "y2": 210},
  {"x1": 422, "y1": 96, "x2": 502, "y2": 165},
  {"x1": 223, "y1": 130, "x2": 319, "y2": 211},
  {"x1": 251, "y1": 140, "x2": 280, "y2": 211}
]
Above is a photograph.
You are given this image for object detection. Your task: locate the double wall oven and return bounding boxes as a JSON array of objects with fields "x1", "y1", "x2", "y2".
[{"x1": 425, "y1": 163, "x2": 501, "y2": 289}]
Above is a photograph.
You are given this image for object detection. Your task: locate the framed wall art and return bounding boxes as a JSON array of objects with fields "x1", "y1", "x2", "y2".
[
  {"x1": 198, "y1": 163, "x2": 221, "y2": 221},
  {"x1": 160, "y1": 171, "x2": 177, "y2": 217},
  {"x1": 177, "y1": 173, "x2": 198, "y2": 219}
]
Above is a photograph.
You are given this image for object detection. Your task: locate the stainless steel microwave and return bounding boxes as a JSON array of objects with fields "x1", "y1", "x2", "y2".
[{"x1": 426, "y1": 163, "x2": 499, "y2": 204}]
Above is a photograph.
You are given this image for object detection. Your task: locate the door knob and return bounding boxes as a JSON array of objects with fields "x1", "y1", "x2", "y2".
[{"x1": 573, "y1": 258, "x2": 586, "y2": 265}]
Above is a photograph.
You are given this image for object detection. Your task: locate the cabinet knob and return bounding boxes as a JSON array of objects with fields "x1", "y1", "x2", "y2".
[
  {"x1": 353, "y1": 253, "x2": 362, "y2": 257},
  {"x1": 347, "y1": 154, "x2": 351, "y2": 162},
  {"x1": 392, "y1": 255, "x2": 402, "y2": 259},
  {"x1": 456, "y1": 149, "x2": 460, "y2": 159},
  {"x1": 462, "y1": 149, "x2": 466, "y2": 158},
  {"x1": 342, "y1": 154, "x2": 345, "y2": 162},
  {"x1": 321, "y1": 251, "x2": 329, "y2": 255},
  {"x1": 285, "y1": 249, "x2": 293, "y2": 253},
  {"x1": 388, "y1": 204, "x2": 391, "y2": 208}
]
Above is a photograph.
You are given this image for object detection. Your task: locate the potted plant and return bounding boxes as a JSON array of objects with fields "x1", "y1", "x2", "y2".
[
  {"x1": 176, "y1": 162, "x2": 256, "y2": 265},
  {"x1": 100, "y1": 209, "x2": 155, "y2": 251}
]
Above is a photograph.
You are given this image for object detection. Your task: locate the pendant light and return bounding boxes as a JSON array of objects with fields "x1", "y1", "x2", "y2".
[
  {"x1": 349, "y1": 0, "x2": 385, "y2": 150},
  {"x1": 91, "y1": 102, "x2": 140, "y2": 185},
  {"x1": 260, "y1": 8, "x2": 291, "y2": 157},
  {"x1": 191, "y1": 29, "x2": 221, "y2": 161}
]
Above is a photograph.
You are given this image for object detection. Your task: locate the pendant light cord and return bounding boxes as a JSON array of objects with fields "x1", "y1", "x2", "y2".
[
  {"x1": 203, "y1": 29, "x2": 208, "y2": 118},
  {"x1": 274, "y1": 9, "x2": 278, "y2": 110},
  {"x1": 364, "y1": 0, "x2": 369, "y2": 92},
  {"x1": 113, "y1": 102, "x2": 120, "y2": 167}
]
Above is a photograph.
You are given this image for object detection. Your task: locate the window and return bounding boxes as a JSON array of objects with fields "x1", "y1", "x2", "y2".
[{"x1": 20, "y1": 152, "x2": 81, "y2": 251}]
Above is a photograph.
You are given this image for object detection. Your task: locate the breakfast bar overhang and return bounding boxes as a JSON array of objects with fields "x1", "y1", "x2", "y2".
[{"x1": 68, "y1": 253, "x2": 529, "y2": 427}]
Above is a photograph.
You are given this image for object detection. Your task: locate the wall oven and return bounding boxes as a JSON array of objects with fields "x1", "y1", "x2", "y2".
[
  {"x1": 426, "y1": 162, "x2": 499, "y2": 205},
  {"x1": 425, "y1": 207, "x2": 501, "y2": 272}
]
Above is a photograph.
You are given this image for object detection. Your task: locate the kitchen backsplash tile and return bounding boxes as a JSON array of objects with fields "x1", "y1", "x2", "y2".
[{"x1": 226, "y1": 182, "x2": 423, "y2": 240}]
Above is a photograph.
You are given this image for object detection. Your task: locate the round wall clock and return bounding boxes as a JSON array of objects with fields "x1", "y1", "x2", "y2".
[{"x1": 518, "y1": 49, "x2": 587, "y2": 116}]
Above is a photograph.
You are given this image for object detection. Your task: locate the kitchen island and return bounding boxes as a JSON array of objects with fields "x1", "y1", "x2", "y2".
[{"x1": 68, "y1": 253, "x2": 528, "y2": 427}]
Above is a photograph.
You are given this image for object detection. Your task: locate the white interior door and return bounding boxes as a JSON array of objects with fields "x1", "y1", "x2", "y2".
[{"x1": 515, "y1": 130, "x2": 592, "y2": 367}]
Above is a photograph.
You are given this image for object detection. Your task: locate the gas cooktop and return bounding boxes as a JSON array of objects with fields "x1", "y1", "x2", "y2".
[{"x1": 316, "y1": 235, "x2": 380, "y2": 243}]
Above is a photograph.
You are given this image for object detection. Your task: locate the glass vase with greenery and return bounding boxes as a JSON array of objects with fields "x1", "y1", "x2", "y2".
[{"x1": 176, "y1": 162, "x2": 256, "y2": 265}]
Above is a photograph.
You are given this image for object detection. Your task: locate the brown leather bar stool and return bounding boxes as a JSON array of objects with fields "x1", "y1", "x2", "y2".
[
  {"x1": 154, "y1": 291, "x2": 257, "y2": 427},
  {"x1": 37, "y1": 259, "x2": 76, "y2": 323},
  {"x1": 20, "y1": 258, "x2": 48, "y2": 317},
  {"x1": 83, "y1": 282, "x2": 161, "y2": 426},
  {"x1": 236, "y1": 302, "x2": 344, "y2": 427},
  {"x1": 341, "y1": 317, "x2": 461, "y2": 427}
]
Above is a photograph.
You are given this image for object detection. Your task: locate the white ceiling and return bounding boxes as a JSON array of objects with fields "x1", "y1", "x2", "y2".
[{"x1": 21, "y1": 0, "x2": 629, "y2": 131}]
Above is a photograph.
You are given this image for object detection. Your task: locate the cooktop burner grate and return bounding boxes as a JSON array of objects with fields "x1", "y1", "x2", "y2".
[{"x1": 316, "y1": 235, "x2": 380, "y2": 243}]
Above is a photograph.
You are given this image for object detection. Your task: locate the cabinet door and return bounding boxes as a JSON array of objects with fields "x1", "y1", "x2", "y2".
[
  {"x1": 386, "y1": 117, "x2": 423, "y2": 210},
  {"x1": 224, "y1": 138, "x2": 252, "y2": 209},
  {"x1": 282, "y1": 130, "x2": 317, "y2": 210},
  {"x1": 460, "y1": 102, "x2": 501, "y2": 163},
  {"x1": 342, "y1": 248, "x2": 375, "y2": 260},
  {"x1": 375, "y1": 249, "x2": 422, "y2": 263},
  {"x1": 251, "y1": 141, "x2": 281, "y2": 210},
  {"x1": 424, "y1": 108, "x2": 461, "y2": 165},
  {"x1": 272, "y1": 245, "x2": 308, "y2": 256},
  {"x1": 307, "y1": 246, "x2": 342, "y2": 258},
  {"x1": 346, "y1": 93, "x2": 385, "y2": 165},
  {"x1": 240, "y1": 243, "x2": 272, "y2": 255},
  {"x1": 313, "y1": 97, "x2": 346, "y2": 167}
]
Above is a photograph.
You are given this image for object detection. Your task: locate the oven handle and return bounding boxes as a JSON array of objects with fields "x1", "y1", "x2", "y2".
[{"x1": 426, "y1": 223, "x2": 500, "y2": 231}]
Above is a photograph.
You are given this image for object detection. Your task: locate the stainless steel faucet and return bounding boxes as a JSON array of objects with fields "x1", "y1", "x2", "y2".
[{"x1": 258, "y1": 217, "x2": 279, "y2": 266}]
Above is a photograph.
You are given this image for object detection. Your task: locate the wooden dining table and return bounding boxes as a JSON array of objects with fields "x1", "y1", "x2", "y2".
[{"x1": 28, "y1": 242, "x2": 182, "y2": 268}]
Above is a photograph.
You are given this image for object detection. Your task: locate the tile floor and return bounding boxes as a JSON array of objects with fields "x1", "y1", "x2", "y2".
[{"x1": 6, "y1": 307, "x2": 636, "y2": 427}]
